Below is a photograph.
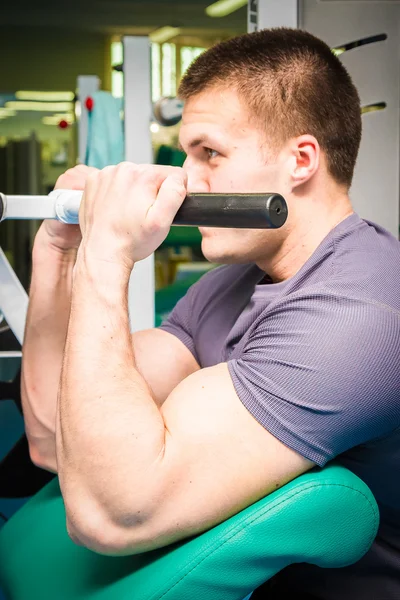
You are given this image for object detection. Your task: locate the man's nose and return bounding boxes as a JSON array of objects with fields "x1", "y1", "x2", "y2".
[{"x1": 183, "y1": 160, "x2": 210, "y2": 194}]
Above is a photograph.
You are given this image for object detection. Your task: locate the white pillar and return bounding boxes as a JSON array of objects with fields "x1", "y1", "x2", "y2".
[
  {"x1": 248, "y1": 0, "x2": 299, "y2": 33},
  {"x1": 123, "y1": 36, "x2": 156, "y2": 332}
]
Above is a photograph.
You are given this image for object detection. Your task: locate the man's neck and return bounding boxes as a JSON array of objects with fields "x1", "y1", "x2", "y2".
[{"x1": 256, "y1": 194, "x2": 353, "y2": 283}]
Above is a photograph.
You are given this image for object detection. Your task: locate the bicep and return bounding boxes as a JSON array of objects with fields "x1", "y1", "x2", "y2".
[
  {"x1": 142, "y1": 363, "x2": 313, "y2": 547},
  {"x1": 132, "y1": 328, "x2": 200, "y2": 407}
]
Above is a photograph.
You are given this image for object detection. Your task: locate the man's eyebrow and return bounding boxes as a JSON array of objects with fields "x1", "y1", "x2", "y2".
[{"x1": 179, "y1": 135, "x2": 212, "y2": 152}]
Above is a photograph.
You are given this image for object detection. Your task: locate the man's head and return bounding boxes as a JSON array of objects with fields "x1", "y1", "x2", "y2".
[{"x1": 178, "y1": 28, "x2": 361, "y2": 271}]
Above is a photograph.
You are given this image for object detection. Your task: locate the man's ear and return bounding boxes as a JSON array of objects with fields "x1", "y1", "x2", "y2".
[{"x1": 289, "y1": 135, "x2": 320, "y2": 188}]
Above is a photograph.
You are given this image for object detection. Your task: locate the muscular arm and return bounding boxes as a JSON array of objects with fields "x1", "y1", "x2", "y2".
[
  {"x1": 23, "y1": 162, "x2": 198, "y2": 473},
  {"x1": 22, "y1": 239, "x2": 76, "y2": 473},
  {"x1": 57, "y1": 255, "x2": 312, "y2": 555},
  {"x1": 23, "y1": 237, "x2": 198, "y2": 473},
  {"x1": 56, "y1": 163, "x2": 313, "y2": 555}
]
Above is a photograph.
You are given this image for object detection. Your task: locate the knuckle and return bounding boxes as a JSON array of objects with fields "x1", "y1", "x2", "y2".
[
  {"x1": 116, "y1": 162, "x2": 141, "y2": 179},
  {"x1": 168, "y1": 175, "x2": 187, "y2": 194},
  {"x1": 130, "y1": 164, "x2": 154, "y2": 183},
  {"x1": 55, "y1": 172, "x2": 72, "y2": 188},
  {"x1": 76, "y1": 164, "x2": 99, "y2": 177},
  {"x1": 87, "y1": 171, "x2": 99, "y2": 185},
  {"x1": 140, "y1": 169, "x2": 155, "y2": 183},
  {"x1": 100, "y1": 165, "x2": 116, "y2": 176},
  {"x1": 133, "y1": 163, "x2": 148, "y2": 175},
  {"x1": 171, "y1": 166, "x2": 187, "y2": 182},
  {"x1": 118, "y1": 161, "x2": 136, "y2": 170},
  {"x1": 148, "y1": 215, "x2": 164, "y2": 233}
]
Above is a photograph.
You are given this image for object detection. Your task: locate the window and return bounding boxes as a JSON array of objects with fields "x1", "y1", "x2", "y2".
[
  {"x1": 111, "y1": 41, "x2": 206, "y2": 101},
  {"x1": 111, "y1": 41, "x2": 124, "y2": 98},
  {"x1": 180, "y1": 47, "x2": 205, "y2": 77},
  {"x1": 162, "y1": 43, "x2": 176, "y2": 98}
]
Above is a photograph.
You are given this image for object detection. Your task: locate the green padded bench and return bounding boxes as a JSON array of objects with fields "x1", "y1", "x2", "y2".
[{"x1": 0, "y1": 464, "x2": 378, "y2": 600}]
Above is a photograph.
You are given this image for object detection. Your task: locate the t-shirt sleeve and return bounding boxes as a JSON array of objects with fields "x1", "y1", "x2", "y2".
[
  {"x1": 227, "y1": 291, "x2": 400, "y2": 466},
  {"x1": 158, "y1": 283, "x2": 198, "y2": 361}
]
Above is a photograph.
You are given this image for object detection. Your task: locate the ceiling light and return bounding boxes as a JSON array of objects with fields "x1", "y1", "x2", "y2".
[
  {"x1": 16, "y1": 91, "x2": 75, "y2": 101},
  {"x1": 0, "y1": 109, "x2": 17, "y2": 117},
  {"x1": 205, "y1": 0, "x2": 247, "y2": 18},
  {"x1": 150, "y1": 27, "x2": 181, "y2": 44},
  {"x1": 5, "y1": 101, "x2": 74, "y2": 112}
]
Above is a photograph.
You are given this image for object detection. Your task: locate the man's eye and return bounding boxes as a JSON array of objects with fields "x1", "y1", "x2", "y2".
[{"x1": 205, "y1": 148, "x2": 219, "y2": 159}]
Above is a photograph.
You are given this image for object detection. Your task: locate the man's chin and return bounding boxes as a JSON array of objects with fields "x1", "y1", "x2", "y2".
[
  {"x1": 201, "y1": 244, "x2": 246, "y2": 265},
  {"x1": 200, "y1": 229, "x2": 251, "y2": 264}
]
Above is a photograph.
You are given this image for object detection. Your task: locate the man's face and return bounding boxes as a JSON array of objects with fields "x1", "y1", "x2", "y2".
[{"x1": 179, "y1": 87, "x2": 289, "y2": 265}]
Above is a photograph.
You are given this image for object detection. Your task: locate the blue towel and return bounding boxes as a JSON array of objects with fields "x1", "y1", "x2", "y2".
[{"x1": 86, "y1": 91, "x2": 125, "y2": 168}]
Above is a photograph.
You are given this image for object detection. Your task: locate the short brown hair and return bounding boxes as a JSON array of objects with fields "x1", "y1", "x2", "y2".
[{"x1": 178, "y1": 28, "x2": 362, "y2": 188}]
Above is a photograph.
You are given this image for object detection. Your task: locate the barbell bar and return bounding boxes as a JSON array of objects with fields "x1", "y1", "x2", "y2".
[{"x1": 0, "y1": 190, "x2": 288, "y2": 229}]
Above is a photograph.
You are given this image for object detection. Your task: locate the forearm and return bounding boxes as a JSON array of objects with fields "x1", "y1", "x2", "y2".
[
  {"x1": 57, "y1": 252, "x2": 167, "y2": 533},
  {"x1": 21, "y1": 237, "x2": 76, "y2": 471}
]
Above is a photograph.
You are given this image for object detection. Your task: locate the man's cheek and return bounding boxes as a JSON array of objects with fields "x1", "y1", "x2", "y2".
[{"x1": 210, "y1": 171, "x2": 244, "y2": 193}]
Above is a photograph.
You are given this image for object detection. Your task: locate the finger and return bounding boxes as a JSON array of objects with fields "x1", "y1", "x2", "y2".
[
  {"x1": 147, "y1": 173, "x2": 187, "y2": 230},
  {"x1": 79, "y1": 171, "x2": 102, "y2": 233},
  {"x1": 55, "y1": 165, "x2": 99, "y2": 190},
  {"x1": 75, "y1": 164, "x2": 100, "y2": 174},
  {"x1": 116, "y1": 163, "x2": 186, "y2": 190}
]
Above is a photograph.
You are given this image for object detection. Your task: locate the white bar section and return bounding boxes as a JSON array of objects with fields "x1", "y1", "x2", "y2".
[
  {"x1": 123, "y1": 36, "x2": 155, "y2": 332},
  {"x1": 0, "y1": 351, "x2": 22, "y2": 359},
  {"x1": 2, "y1": 194, "x2": 56, "y2": 221},
  {"x1": 248, "y1": 0, "x2": 299, "y2": 32},
  {"x1": 0, "y1": 248, "x2": 28, "y2": 344},
  {"x1": 51, "y1": 189, "x2": 82, "y2": 224},
  {"x1": 77, "y1": 75, "x2": 100, "y2": 165},
  {"x1": 3, "y1": 190, "x2": 82, "y2": 224}
]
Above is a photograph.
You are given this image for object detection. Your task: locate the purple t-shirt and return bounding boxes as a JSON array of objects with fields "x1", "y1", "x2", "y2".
[{"x1": 160, "y1": 213, "x2": 400, "y2": 599}]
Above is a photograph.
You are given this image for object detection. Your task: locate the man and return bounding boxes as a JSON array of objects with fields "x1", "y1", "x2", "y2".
[{"x1": 22, "y1": 29, "x2": 399, "y2": 599}]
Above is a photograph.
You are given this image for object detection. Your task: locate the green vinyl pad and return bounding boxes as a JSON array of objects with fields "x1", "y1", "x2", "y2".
[{"x1": 0, "y1": 464, "x2": 379, "y2": 600}]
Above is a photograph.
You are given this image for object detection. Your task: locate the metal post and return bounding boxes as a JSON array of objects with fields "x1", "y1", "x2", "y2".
[
  {"x1": 123, "y1": 36, "x2": 155, "y2": 332},
  {"x1": 0, "y1": 248, "x2": 28, "y2": 345}
]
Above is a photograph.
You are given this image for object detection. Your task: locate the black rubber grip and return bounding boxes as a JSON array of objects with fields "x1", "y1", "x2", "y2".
[{"x1": 173, "y1": 193, "x2": 288, "y2": 229}]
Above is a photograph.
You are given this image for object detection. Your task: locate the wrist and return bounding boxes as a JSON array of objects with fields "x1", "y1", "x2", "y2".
[
  {"x1": 72, "y1": 248, "x2": 131, "y2": 308},
  {"x1": 77, "y1": 242, "x2": 134, "y2": 279}
]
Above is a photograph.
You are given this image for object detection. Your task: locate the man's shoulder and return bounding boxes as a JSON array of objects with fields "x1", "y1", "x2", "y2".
[{"x1": 330, "y1": 216, "x2": 400, "y2": 313}]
